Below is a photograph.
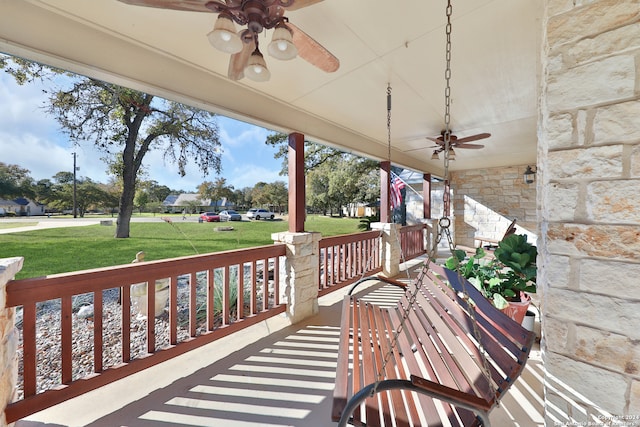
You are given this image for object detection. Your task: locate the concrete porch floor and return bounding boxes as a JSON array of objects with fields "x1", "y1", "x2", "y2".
[{"x1": 16, "y1": 257, "x2": 544, "y2": 427}]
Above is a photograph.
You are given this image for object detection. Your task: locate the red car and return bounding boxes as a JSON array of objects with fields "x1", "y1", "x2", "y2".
[{"x1": 199, "y1": 212, "x2": 220, "y2": 222}]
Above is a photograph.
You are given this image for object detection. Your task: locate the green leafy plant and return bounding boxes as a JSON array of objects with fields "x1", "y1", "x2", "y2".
[
  {"x1": 445, "y1": 234, "x2": 537, "y2": 309},
  {"x1": 358, "y1": 214, "x2": 380, "y2": 231}
]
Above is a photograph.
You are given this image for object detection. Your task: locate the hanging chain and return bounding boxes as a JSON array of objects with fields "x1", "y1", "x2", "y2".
[
  {"x1": 443, "y1": 0, "x2": 453, "y2": 186},
  {"x1": 440, "y1": 0, "x2": 499, "y2": 404}
]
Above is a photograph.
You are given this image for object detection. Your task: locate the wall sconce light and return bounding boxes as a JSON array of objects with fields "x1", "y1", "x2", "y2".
[{"x1": 523, "y1": 165, "x2": 537, "y2": 184}]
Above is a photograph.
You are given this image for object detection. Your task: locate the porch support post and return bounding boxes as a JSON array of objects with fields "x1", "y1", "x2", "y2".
[
  {"x1": 288, "y1": 132, "x2": 305, "y2": 233},
  {"x1": 0, "y1": 257, "x2": 23, "y2": 427},
  {"x1": 380, "y1": 161, "x2": 391, "y2": 223},
  {"x1": 272, "y1": 232, "x2": 321, "y2": 324},
  {"x1": 423, "y1": 173, "x2": 431, "y2": 219},
  {"x1": 371, "y1": 222, "x2": 401, "y2": 277}
]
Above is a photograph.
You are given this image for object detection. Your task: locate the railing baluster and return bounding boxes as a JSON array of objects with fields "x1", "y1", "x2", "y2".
[
  {"x1": 147, "y1": 281, "x2": 155, "y2": 353},
  {"x1": 122, "y1": 285, "x2": 131, "y2": 362},
  {"x1": 94, "y1": 291, "x2": 103, "y2": 373},
  {"x1": 61, "y1": 296, "x2": 72, "y2": 384},
  {"x1": 22, "y1": 303, "x2": 36, "y2": 397},
  {"x1": 189, "y1": 272, "x2": 197, "y2": 337},
  {"x1": 223, "y1": 266, "x2": 230, "y2": 325},
  {"x1": 250, "y1": 261, "x2": 257, "y2": 315},
  {"x1": 273, "y1": 257, "x2": 280, "y2": 305},
  {"x1": 262, "y1": 258, "x2": 268, "y2": 312},
  {"x1": 169, "y1": 276, "x2": 177, "y2": 345},
  {"x1": 207, "y1": 269, "x2": 214, "y2": 331},
  {"x1": 237, "y1": 264, "x2": 245, "y2": 320}
]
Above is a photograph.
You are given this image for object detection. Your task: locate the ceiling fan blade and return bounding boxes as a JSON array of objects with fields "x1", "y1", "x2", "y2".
[
  {"x1": 453, "y1": 133, "x2": 491, "y2": 144},
  {"x1": 228, "y1": 35, "x2": 254, "y2": 81},
  {"x1": 285, "y1": 0, "x2": 324, "y2": 11},
  {"x1": 454, "y1": 143, "x2": 485, "y2": 149},
  {"x1": 288, "y1": 22, "x2": 339, "y2": 73},
  {"x1": 117, "y1": 0, "x2": 219, "y2": 13},
  {"x1": 426, "y1": 137, "x2": 443, "y2": 144}
]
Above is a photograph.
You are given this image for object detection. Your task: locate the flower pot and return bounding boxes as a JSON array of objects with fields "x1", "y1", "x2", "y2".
[
  {"x1": 521, "y1": 309, "x2": 536, "y2": 332},
  {"x1": 500, "y1": 293, "x2": 531, "y2": 324}
]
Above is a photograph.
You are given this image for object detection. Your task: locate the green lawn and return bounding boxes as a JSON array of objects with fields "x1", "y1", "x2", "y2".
[{"x1": 0, "y1": 215, "x2": 363, "y2": 279}]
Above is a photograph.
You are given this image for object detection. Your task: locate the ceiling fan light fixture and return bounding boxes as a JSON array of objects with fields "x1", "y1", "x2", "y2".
[
  {"x1": 268, "y1": 23, "x2": 298, "y2": 60},
  {"x1": 431, "y1": 150, "x2": 440, "y2": 160},
  {"x1": 244, "y1": 48, "x2": 271, "y2": 82},
  {"x1": 207, "y1": 14, "x2": 243, "y2": 54},
  {"x1": 449, "y1": 148, "x2": 456, "y2": 160}
]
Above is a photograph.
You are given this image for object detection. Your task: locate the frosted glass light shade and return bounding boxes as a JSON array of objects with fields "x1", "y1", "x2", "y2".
[
  {"x1": 244, "y1": 50, "x2": 271, "y2": 82},
  {"x1": 207, "y1": 15, "x2": 243, "y2": 54},
  {"x1": 268, "y1": 25, "x2": 297, "y2": 60}
]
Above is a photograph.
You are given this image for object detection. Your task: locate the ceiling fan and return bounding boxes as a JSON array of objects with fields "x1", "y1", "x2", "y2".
[
  {"x1": 418, "y1": 130, "x2": 491, "y2": 160},
  {"x1": 117, "y1": 0, "x2": 339, "y2": 82}
]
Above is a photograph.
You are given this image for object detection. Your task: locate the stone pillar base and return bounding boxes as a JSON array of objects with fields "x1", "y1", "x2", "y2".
[{"x1": 272, "y1": 232, "x2": 321, "y2": 324}]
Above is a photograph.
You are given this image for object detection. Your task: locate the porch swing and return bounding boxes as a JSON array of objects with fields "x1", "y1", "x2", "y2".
[{"x1": 331, "y1": 2, "x2": 536, "y2": 425}]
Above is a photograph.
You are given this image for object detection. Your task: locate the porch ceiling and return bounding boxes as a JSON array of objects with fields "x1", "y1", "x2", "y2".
[{"x1": 0, "y1": 0, "x2": 542, "y2": 176}]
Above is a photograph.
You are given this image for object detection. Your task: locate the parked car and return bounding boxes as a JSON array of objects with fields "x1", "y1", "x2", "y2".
[
  {"x1": 219, "y1": 210, "x2": 242, "y2": 221},
  {"x1": 247, "y1": 208, "x2": 275, "y2": 220},
  {"x1": 199, "y1": 212, "x2": 220, "y2": 222}
]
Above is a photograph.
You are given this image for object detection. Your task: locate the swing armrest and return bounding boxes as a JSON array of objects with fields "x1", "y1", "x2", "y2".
[
  {"x1": 336, "y1": 378, "x2": 492, "y2": 427},
  {"x1": 347, "y1": 274, "x2": 408, "y2": 295},
  {"x1": 410, "y1": 375, "x2": 494, "y2": 412}
]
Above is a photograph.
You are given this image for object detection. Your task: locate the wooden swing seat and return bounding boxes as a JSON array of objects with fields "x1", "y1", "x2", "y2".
[{"x1": 332, "y1": 262, "x2": 535, "y2": 427}]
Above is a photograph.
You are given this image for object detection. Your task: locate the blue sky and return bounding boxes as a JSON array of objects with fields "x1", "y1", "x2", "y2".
[{"x1": 0, "y1": 71, "x2": 285, "y2": 192}]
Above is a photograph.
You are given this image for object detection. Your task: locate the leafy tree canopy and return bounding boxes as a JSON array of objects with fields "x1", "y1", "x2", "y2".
[{"x1": 1, "y1": 54, "x2": 223, "y2": 238}]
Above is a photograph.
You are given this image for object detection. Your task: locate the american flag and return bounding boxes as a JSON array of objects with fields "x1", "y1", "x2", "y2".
[{"x1": 390, "y1": 176, "x2": 406, "y2": 209}]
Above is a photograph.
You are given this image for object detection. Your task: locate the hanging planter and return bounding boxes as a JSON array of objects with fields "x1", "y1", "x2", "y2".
[{"x1": 445, "y1": 233, "x2": 537, "y2": 320}]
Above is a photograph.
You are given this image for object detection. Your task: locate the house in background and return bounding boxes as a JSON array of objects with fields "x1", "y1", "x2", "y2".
[
  {"x1": 162, "y1": 193, "x2": 235, "y2": 213},
  {"x1": 13, "y1": 198, "x2": 46, "y2": 216},
  {"x1": 0, "y1": 199, "x2": 22, "y2": 216}
]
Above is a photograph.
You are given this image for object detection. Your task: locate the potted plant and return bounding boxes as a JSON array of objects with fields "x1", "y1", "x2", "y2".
[{"x1": 445, "y1": 233, "x2": 537, "y2": 324}]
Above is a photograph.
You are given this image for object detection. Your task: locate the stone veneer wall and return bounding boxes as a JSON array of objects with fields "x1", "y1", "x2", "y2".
[
  {"x1": 1, "y1": 257, "x2": 23, "y2": 427},
  {"x1": 451, "y1": 165, "x2": 538, "y2": 248},
  {"x1": 540, "y1": 0, "x2": 640, "y2": 423}
]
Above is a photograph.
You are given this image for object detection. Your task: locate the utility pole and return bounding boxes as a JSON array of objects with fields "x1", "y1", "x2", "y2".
[{"x1": 73, "y1": 151, "x2": 77, "y2": 218}]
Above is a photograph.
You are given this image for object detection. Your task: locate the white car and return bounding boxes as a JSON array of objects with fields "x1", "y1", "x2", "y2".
[{"x1": 247, "y1": 208, "x2": 275, "y2": 220}]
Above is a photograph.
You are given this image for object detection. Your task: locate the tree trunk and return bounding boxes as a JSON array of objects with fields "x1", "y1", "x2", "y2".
[
  {"x1": 115, "y1": 146, "x2": 139, "y2": 238},
  {"x1": 115, "y1": 184, "x2": 135, "y2": 238}
]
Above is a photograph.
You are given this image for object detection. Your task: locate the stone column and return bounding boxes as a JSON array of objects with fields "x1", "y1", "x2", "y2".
[
  {"x1": 421, "y1": 218, "x2": 439, "y2": 258},
  {"x1": 371, "y1": 222, "x2": 401, "y2": 277},
  {"x1": 272, "y1": 232, "x2": 321, "y2": 324},
  {"x1": 1, "y1": 257, "x2": 23, "y2": 427},
  {"x1": 541, "y1": 0, "x2": 640, "y2": 422}
]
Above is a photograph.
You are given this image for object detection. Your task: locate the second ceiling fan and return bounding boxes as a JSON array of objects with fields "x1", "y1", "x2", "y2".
[{"x1": 426, "y1": 130, "x2": 490, "y2": 160}]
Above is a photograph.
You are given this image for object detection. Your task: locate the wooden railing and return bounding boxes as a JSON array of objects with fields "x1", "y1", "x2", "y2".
[
  {"x1": 4, "y1": 244, "x2": 286, "y2": 423},
  {"x1": 399, "y1": 223, "x2": 428, "y2": 260},
  {"x1": 318, "y1": 230, "x2": 382, "y2": 296}
]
